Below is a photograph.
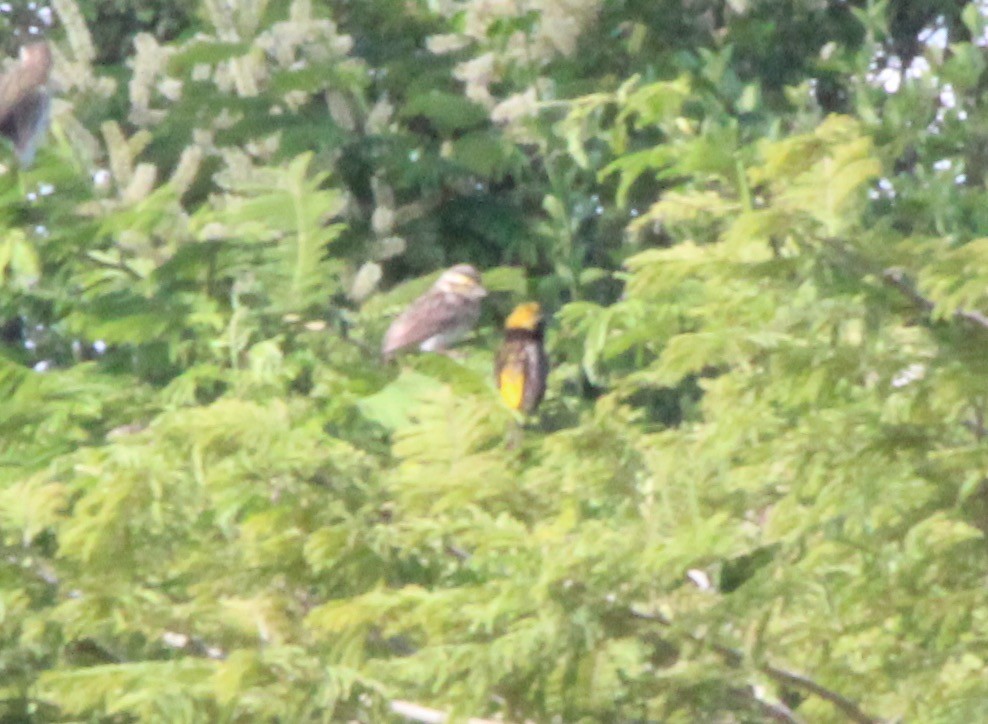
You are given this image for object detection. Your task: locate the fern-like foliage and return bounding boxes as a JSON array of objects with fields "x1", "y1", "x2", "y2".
[{"x1": 4, "y1": 0, "x2": 988, "y2": 722}]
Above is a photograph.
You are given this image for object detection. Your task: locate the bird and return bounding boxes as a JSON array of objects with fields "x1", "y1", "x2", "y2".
[
  {"x1": 0, "y1": 41, "x2": 52, "y2": 165},
  {"x1": 494, "y1": 301, "x2": 548, "y2": 414},
  {"x1": 381, "y1": 264, "x2": 488, "y2": 360}
]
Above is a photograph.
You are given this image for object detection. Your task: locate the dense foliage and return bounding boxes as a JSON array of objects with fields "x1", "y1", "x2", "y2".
[{"x1": 4, "y1": 0, "x2": 988, "y2": 720}]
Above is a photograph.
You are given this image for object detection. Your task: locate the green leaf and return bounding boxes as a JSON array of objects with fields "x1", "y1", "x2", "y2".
[
  {"x1": 167, "y1": 40, "x2": 253, "y2": 74},
  {"x1": 400, "y1": 91, "x2": 488, "y2": 134}
]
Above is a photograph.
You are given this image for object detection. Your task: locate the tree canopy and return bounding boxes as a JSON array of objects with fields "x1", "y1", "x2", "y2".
[{"x1": 3, "y1": 0, "x2": 988, "y2": 721}]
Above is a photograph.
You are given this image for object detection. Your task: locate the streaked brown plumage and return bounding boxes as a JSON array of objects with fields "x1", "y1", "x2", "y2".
[
  {"x1": 0, "y1": 41, "x2": 52, "y2": 165},
  {"x1": 381, "y1": 264, "x2": 487, "y2": 360},
  {"x1": 494, "y1": 302, "x2": 547, "y2": 414}
]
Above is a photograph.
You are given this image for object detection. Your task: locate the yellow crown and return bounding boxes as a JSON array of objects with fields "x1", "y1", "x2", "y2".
[{"x1": 504, "y1": 302, "x2": 542, "y2": 331}]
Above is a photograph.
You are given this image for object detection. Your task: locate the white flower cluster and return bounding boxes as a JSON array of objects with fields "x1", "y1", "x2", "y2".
[{"x1": 428, "y1": 0, "x2": 602, "y2": 127}]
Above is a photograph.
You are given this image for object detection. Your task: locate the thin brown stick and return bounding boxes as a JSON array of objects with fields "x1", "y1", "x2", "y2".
[
  {"x1": 629, "y1": 606, "x2": 878, "y2": 724},
  {"x1": 761, "y1": 663, "x2": 877, "y2": 724},
  {"x1": 389, "y1": 699, "x2": 506, "y2": 724},
  {"x1": 882, "y1": 268, "x2": 988, "y2": 330},
  {"x1": 818, "y1": 237, "x2": 988, "y2": 332},
  {"x1": 728, "y1": 686, "x2": 803, "y2": 724}
]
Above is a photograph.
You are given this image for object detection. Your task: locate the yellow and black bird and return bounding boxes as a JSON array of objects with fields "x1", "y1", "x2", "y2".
[
  {"x1": 381, "y1": 264, "x2": 488, "y2": 360},
  {"x1": 495, "y1": 302, "x2": 548, "y2": 414}
]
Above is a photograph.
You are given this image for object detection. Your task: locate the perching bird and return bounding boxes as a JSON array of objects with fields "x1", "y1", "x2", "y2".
[
  {"x1": 381, "y1": 264, "x2": 488, "y2": 360},
  {"x1": 0, "y1": 41, "x2": 52, "y2": 165},
  {"x1": 494, "y1": 301, "x2": 548, "y2": 414}
]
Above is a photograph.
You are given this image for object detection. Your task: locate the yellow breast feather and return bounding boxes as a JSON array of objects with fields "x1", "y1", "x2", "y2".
[{"x1": 498, "y1": 364, "x2": 526, "y2": 411}]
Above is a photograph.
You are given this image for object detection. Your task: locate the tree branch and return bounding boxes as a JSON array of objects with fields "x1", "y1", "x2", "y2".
[
  {"x1": 882, "y1": 268, "x2": 988, "y2": 330},
  {"x1": 760, "y1": 662, "x2": 878, "y2": 724},
  {"x1": 629, "y1": 606, "x2": 878, "y2": 724},
  {"x1": 820, "y1": 237, "x2": 988, "y2": 332}
]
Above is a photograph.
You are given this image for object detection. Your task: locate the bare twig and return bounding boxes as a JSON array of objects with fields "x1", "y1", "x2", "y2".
[
  {"x1": 390, "y1": 700, "x2": 450, "y2": 724},
  {"x1": 82, "y1": 251, "x2": 144, "y2": 280},
  {"x1": 389, "y1": 699, "x2": 506, "y2": 724},
  {"x1": 728, "y1": 686, "x2": 803, "y2": 724}
]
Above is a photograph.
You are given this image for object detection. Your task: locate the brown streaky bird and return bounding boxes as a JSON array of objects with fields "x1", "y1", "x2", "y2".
[
  {"x1": 0, "y1": 41, "x2": 52, "y2": 165},
  {"x1": 381, "y1": 264, "x2": 488, "y2": 360}
]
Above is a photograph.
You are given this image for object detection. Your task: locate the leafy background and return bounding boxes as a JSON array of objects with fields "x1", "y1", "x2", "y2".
[{"x1": 3, "y1": 0, "x2": 988, "y2": 721}]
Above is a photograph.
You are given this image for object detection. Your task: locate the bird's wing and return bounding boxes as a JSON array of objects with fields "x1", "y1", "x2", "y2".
[
  {"x1": 523, "y1": 344, "x2": 548, "y2": 412},
  {"x1": 381, "y1": 294, "x2": 463, "y2": 357}
]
